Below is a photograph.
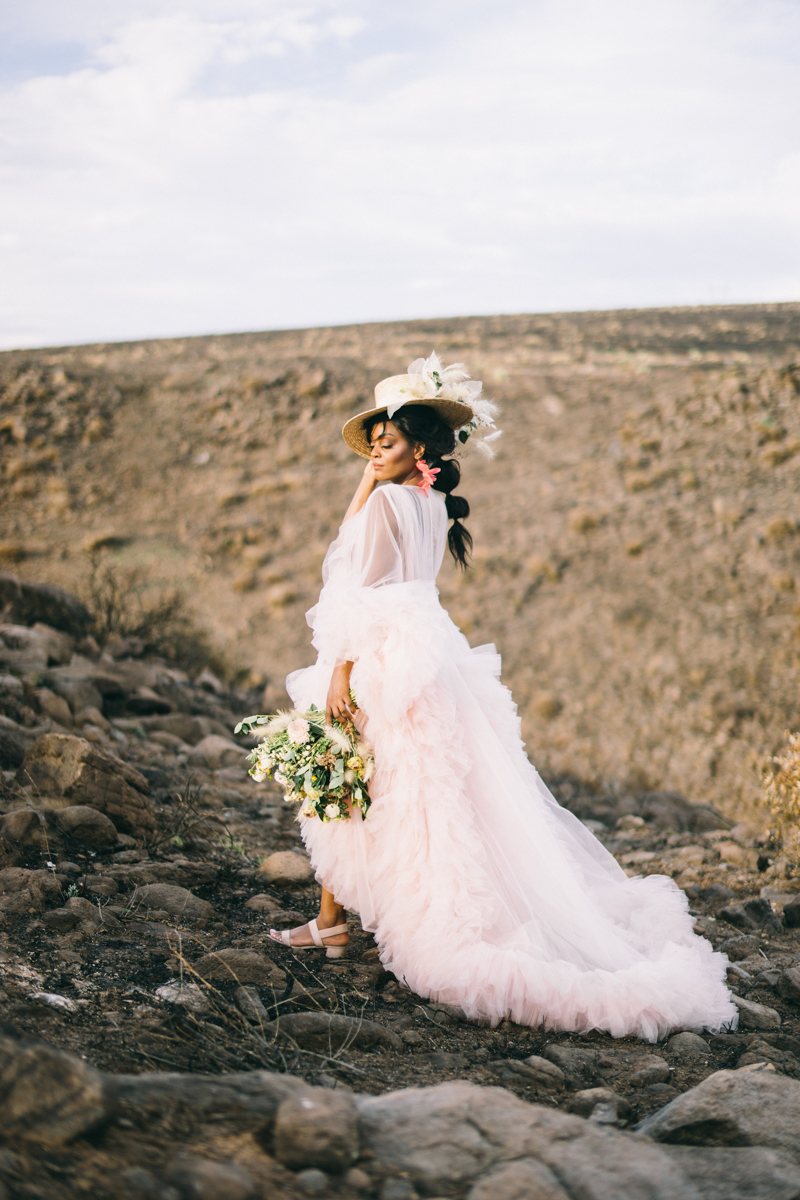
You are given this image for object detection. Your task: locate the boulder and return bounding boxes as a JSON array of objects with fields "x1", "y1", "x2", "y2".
[
  {"x1": 0, "y1": 1032, "x2": 108, "y2": 1143},
  {"x1": 733, "y1": 995, "x2": 781, "y2": 1029},
  {"x1": 467, "y1": 1159, "x2": 570, "y2": 1200},
  {"x1": 34, "y1": 687, "x2": 72, "y2": 726},
  {"x1": 356, "y1": 1080, "x2": 700, "y2": 1198},
  {"x1": 0, "y1": 720, "x2": 27, "y2": 770},
  {"x1": 719, "y1": 935, "x2": 761, "y2": 961},
  {"x1": 661, "y1": 1146, "x2": 800, "y2": 1200},
  {"x1": 665, "y1": 1032, "x2": 711, "y2": 1058},
  {"x1": 718, "y1": 897, "x2": 783, "y2": 933},
  {"x1": 783, "y1": 896, "x2": 800, "y2": 929},
  {"x1": 192, "y1": 948, "x2": 286, "y2": 988},
  {"x1": 52, "y1": 805, "x2": 119, "y2": 847},
  {"x1": 19, "y1": 734, "x2": 155, "y2": 833},
  {"x1": 274, "y1": 1088, "x2": 359, "y2": 1172},
  {"x1": 109, "y1": 1068, "x2": 305, "y2": 1133},
  {"x1": 628, "y1": 1055, "x2": 671, "y2": 1088},
  {"x1": 189, "y1": 734, "x2": 246, "y2": 769},
  {"x1": 132, "y1": 882, "x2": 214, "y2": 923},
  {"x1": 638, "y1": 1068, "x2": 800, "y2": 1164},
  {"x1": 0, "y1": 574, "x2": 91, "y2": 638},
  {"x1": 0, "y1": 808, "x2": 42, "y2": 846},
  {"x1": 264, "y1": 1012, "x2": 403, "y2": 1053},
  {"x1": 244, "y1": 893, "x2": 282, "y2": 913},
  {"x1": 258, "y1": 850, "x2": 314, "y2": 887},
  {"x1": 0, "y1": 867, "x2": 47, "y2": 914}
]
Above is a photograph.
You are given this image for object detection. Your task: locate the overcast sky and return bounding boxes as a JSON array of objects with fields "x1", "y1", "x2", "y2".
[{"x1": 1, "y1": 0, "x2": 799, "y2": 350}]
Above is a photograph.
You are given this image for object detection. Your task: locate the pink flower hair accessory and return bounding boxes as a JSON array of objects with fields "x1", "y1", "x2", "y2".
[{"x1": 415, "y1": 459, "x2": 440, "y2": 493}]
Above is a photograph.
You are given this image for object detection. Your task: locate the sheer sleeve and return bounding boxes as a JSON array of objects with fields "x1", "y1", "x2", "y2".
[{"x1": 353, "y1": 488, "x2": 403, "y2": 588}]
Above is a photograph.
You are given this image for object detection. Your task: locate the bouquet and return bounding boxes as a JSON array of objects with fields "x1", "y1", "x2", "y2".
[{"x1": 234, "y1": 695, "x2": 374, "y2": 822}]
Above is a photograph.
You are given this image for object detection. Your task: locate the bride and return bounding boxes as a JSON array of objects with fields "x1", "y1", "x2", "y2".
[{"x1": 268, "y1": 353, "x2": 736, "y2": 1041}]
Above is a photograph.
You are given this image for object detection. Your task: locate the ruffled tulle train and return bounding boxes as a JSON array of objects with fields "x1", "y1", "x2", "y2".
[{"x1": 287, "y1": 570, "x2": 736, "y2": 1043}]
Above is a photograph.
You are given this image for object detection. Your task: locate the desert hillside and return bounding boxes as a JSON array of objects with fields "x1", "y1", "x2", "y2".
[{"x1": 2, "y1": 303, "x2": 800, "y2": 820}]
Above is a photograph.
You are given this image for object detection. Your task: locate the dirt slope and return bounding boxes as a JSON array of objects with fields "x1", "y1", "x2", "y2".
[{"x1": 2, "y1": 303, "x2": 800, "y2": 819}]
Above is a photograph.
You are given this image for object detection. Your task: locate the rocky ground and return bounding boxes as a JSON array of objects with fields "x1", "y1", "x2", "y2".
[
  {"x1": 2, "y1": 303, "x2": 800, "y2": 821},
  {"x1": 2, "y1": 581, "x2": 800, "y2": 1197}
]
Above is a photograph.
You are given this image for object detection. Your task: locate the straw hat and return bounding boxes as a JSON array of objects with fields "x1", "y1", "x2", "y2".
[{"x1": 342, "y1": 374, "x2": 474, "y2": 459}]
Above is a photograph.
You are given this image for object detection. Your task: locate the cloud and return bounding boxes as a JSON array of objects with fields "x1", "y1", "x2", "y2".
[{"x1": 0, "y1": 0, "x2": 799, "y2": 348}]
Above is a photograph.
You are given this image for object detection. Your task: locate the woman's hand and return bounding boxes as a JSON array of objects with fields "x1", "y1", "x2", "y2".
[{"x1": 326, "y1": 661, "x2": 355, "y2": 725}]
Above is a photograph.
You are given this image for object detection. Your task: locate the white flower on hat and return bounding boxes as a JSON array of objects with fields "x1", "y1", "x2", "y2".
[{"x1": 389, "y1": 351, "x2": 502, "y2": 457}]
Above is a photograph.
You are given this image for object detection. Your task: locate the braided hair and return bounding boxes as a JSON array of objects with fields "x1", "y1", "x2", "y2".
[{"x1": 364, "y1": 405, "x2": 473, "y2": 569}]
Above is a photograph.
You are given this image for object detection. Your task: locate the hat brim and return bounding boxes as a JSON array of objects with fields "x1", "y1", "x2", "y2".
[{"x1": 341, "y1": 396, "x2": 474, "y2": 459}]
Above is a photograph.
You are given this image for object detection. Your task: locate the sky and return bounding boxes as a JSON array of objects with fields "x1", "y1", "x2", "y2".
[{"x1": 1, "y1": 0, "x2": 799, "y2": 350}]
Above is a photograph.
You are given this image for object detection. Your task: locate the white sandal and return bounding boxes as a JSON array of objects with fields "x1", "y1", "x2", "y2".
[{"x1": 268, "y1": 918, "x2": 349, "y2": 959}]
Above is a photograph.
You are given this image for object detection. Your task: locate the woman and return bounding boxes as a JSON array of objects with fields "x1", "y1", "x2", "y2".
[{"x1": 268, "y1": 353, "x2": 736, "y2": 1041}]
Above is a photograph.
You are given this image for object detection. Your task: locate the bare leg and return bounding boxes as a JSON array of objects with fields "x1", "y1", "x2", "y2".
[{"x1": 269, "y1": 885, "x2": 348, "y2": 948}]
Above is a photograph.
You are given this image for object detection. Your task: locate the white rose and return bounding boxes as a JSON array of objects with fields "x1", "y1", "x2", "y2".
[
  {"x1": 251, "y1": 768, "x2": 267, "y2": 782},
  {"x1": 301, "y1": 802, "x2": 317, "y2": 819},
  {"x1": 325, "y1": 803, "x2": 340, "y2": 820},
  {"x1": 287, "y1": 718, "x2": 311, "y2": 744}
]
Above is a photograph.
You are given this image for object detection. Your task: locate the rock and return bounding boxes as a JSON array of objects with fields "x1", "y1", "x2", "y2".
[
  {"x1": 258, "y1": 850, "x2": 314, "y2": 887},
  {"x1": 66, "y1": 894, "x2": 120, "y2": 930},
  {"x1": 776, "y1": 967, "x2": 800, "y2": 1004},
  {"x1": 164, "y1": 1154, "x2": 256, "y2": 1200},
  {"x1": 733, "y1": 995, "x2": 781, "y2": 1029},
  {"x1": 28, "y1": 992, "x2": 79, "y2": 1013},
  {"x1": 189, "y1": 734, "x2": 246, "y2": 769},
  {"x1": 81, "y1": 873, "x2": 118, "y2": 897},
  {"x1": 344, "y1": 1167, "x2": 372, "y2": 1192},
  {"x1": 0, "y1": 867, "x2": 46, "y2": 914},
  {"x1": 379, "y1": 1181, "x2": 418, "y2": 1200},
  {"x1": 521, "y1": 1056, "x2": 566, "y2": 1087},
  {"x1": 264, "y1": 1012, "x2": 403, "y2": 1052},
  {"x1": 192, "y1": 949, "x2": 286, "y2": 988},
  {"x1": 356, "y1": 1079, "x2": 701, "y2": 1198},
  {"x1": 235, "y1": 985, "x2": 270, "y2": 1023},
  {"x1": 274, "y1": 1087, "x2": 359, "y2": 1172},
  {"x1": 20, "y1": 734, "x2": 155, "y2": 833},
  {"x1": 637, "y1": 1067, "x2": 800, "y2": 1163},
  {"x1": 244, "y1": 893, "x2": 282, "y2": 913},
  {"x1": 155, "y1": 982, "x2": 209, "y2": 1011},
  {"x1": 53, "y1": 805, "x2": 119, "y2": 847},
  {"x1": 74, "y1": 705, "x2": 111, "y2": 732},
  {"x1": 783, "y1": 896, "x2": 800, "y2": 929},
  {"x1": 661, "y1": 1146, "x2": 800, "y2": 1200},
  {"x1": 0, "y1": 574, "x2": 91, "y2": 637},
  {"x1": 628, "y1": 1055, "x2": 671, "y2": 1087},
  {"x1": 34, "y1": 687, "x2": 73, "y2": 726},
  {"x1": 665, "y1": 1032, "x2": 711, "y2": 1058},
  {"x1": 126, "y1": 686, "x2": 173, "y2": 716},
  {"x1": 568, "y1": 1088, "x2": 631, "y2": 1120},
  {"x1": 140, "y1": 713, "x2": 227, "y2": 745},
  {"x1": 296, "y1": 1169, "x2": 331, "y2": 1197},
  {"x1": 0, "y1": 1031, "x2": 108, "y2": 1143},
  {"x1": 0, "y1": 808, "x2": 41, "y2": 846},
  {"x1": 720, "y1": 935, "x2": 761, "y2": 961},
  {"x1": 0, "y1": 721, "x2": 26, "y2": 770},
  {"x1": 109, "y1": 1069, "x2": 305, "y2": 1133},
  {"x1": 487, "y1": 1058, "x2": 565, "y2": 1088},
  {"x1": 116, "y1": 1166, "x2": 180, "y2": 1200},
  {"x1": 132, "y1": 883, "x2": 214, "y2": 924},
  {"x1": 718, "y1": 897, "x2": 783, "y2": 933},
  {"x1": 699, "y1": 883, "x2": 735, "y2": 904},
  {"x1": 467, "y1": 1159, "x2": 570, "y2": 1200},
  {"x1": 541, "y1": 1043, "x2": 598, "y2": 1084},
  {"x1": 42, "y1": 907, "x2": 80, "y2": 932}
]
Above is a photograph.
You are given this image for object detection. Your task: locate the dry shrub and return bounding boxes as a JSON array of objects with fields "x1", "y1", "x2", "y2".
[
  {"x1": 83, "y1": 555, "x2": 224, "y2": 676},
  {"x1": 762, "y1": 731, "x2": 800, "y2": 864}
]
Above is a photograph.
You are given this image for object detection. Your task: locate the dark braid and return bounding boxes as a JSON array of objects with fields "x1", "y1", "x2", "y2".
[{"x1": 364, "y1": 406, "x2": 473, "y2": 569}]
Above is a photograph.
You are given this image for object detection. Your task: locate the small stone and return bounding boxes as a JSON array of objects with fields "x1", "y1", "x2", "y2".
[
  {"x1": 718, "y1": 897, "x2": 783, "y2": 933},
  {"x1": 258, "y1": 850, "x2": 314, "y2": 887},
  {"x1": 666, "y1": 1032, "x2": 710, "y2": 1058},
  {"x1": 274, "y1": 1088, "x2": 359, "y2": 1172},
  {"x1": 81, "y1": 874, "x2": 118, "y2": 897},
  {"x1": 28, "y1": 992, "x2": 78, "y2": 1013},
  {"x1": 235, "y1": 985, "x2": 270, "y2": 1023},
  {"x1": 53, "y1": 805, "x2": 119, "y2": 847},
  {"x1": 776, "y1": 967, "x2": 800, "y2": 1003},
  {"x1": 155, "y1": 981, "x2": 208, "y2": 1011},
  {"x1": 117, "y1": 1166, "x2": 180, "y2": 1200},
  {"x1": 295, "y1": 1169, "x2": 330, "y2": 1197},
  {"x1": 628, "y1": 1055, "x2": 671, "y2": 1087},
  {"x1": 467, "y1": 1159, "x2": 569, "y2": 1200},
  {"x1": 568, "y1": 1087, "x2": 631, "y2": 1120},
  {"x1": 189, "y1": 734, "x2": 246, "y2": 769},
  {"x1": 343, "y1": 1167, "x2": 372, "y2": 1192},
  {"x1": 132, "y1": 883, "x2": 214, "y2": 923},
  {"x1": 783, "y1": 896, "x2": 800, "y2": 929},
  {"x1": 165, "y1": 1155, "x2": 255, "y2": 1200},
  {"x1": 542, "y1": 1043, "x2": 598, "y2": 1083},
  {"x1": 34, "y1": 688, "x2": 73, "y2": 727},
  {"x1": 733, "y1": 995, "x2": 781, "y2": 1029},
  {"x1": 264, "y1": 1011, "x2": 403, "y2": 1052},
  {"x1": 43, "y1": 908, "x2": 80, "y2": 932},
  {"x1": 720, "y1": 935, "x2": 761, "y2": 961},
  {"x1": 192, "y1": 949, "x2": 286, "y2": 988},
  {"x1": 244, "y1": 893, "x2": 282, "y2": 913},
  {"x1": 523, "y1": 1054, "x2": 566, "y2": 1086},
  {"x1": 0, "y1": 1031, "x2": 107, "y2": 1143}
]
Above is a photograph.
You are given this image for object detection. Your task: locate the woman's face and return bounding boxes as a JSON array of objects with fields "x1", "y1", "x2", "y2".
[{"x1": 368, "y1": 420, "x2": 421, "y2": 482}]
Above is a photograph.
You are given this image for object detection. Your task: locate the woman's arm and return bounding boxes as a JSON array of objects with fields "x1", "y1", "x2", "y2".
[
  {"x1": 342, "y1": 461, "x2": 377, "y2": 523},
  {"x1": 326, "y1": 661, "x2": 355, "y2": 724}
]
